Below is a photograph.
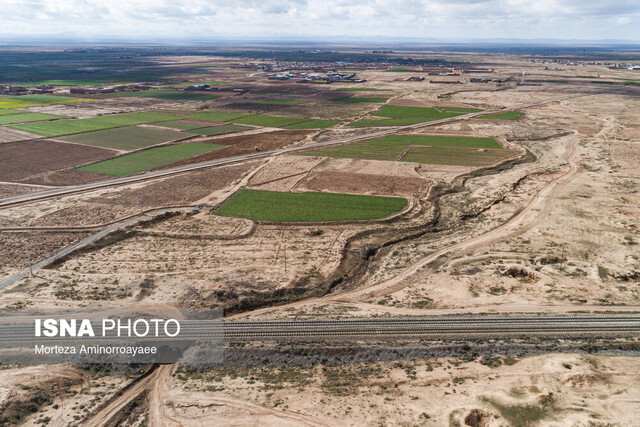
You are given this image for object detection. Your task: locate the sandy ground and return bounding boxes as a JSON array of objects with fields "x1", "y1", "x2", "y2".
[
  {"x1": 0, "y1": 364, "x2": 132, "y2": 427},
  {"x1": 163, "y1": 354, "x2": 640, "y2": 426}
]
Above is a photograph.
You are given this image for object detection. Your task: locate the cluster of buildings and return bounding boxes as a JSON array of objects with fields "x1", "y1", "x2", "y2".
[
  {"x1": 531, "y1": 58, "x2": 640, "y2": 70},
  {"x1": 0, "y1": 85, "x2": 55, "y2": 95},
  {"x1": 69, "y1": 84, "x2": 154, "y2": 94},
  {"x1": 186, "y1": 84, "x2": 247, "y2": 93},
  {"x1": 256, "y1": 61, "x2": 349, "y2": 73},
  {"x1": 267, "y1": 70, "x2": 365, "y2": 84}
]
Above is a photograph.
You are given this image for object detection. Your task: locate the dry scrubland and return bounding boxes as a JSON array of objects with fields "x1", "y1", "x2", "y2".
[{"x1": 167, "y1": 354, "x2": 640, "y2": 426}]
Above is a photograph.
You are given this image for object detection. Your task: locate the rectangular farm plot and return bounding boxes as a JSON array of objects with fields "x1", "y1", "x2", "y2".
[
  {"x1": 58, "y1": 126, "x2": 187, "y2": 151},
  {"x1": 112, "y1": 90, "x2": 220, "y2": 101},
  {"x1": 187, "y1": 124, "x2": 253, "y2": 136},
  {"x1": 333, "y1": 97, "x2": 389, "y2": 103},
  {"x1": 300, "y1": 134, "x2": 514, "y2": 166},
  {"x1": 215, "y1": 189, "x2": 407, "y2": 222},
  {"x1": 0, "y1": 111, "x2": 65, "y2": 125},
  {"x1": 377, "y1": 135, "x2": 502, "y2": 148},
  {"x1": 479, "y1": 112, "x2": 522, "y2": 120},
  {"x1": 75, "y1": 142, "x2": 224, "y2": 176},
  {"x1": 403, "y1": 146, "x2": 517, "y2": 166},
  {"x1": 10, "y1": 112, "x2": 183, "y2": 137},
  {"x1": 0, "y1": 95, "x2": 95, "y2": 107},
  {"x1": 0, "y1": 109, "x2": 26, "y2": 116},
  {"x1": 283, "y1": 119, "x2": 340, "y2": 129},
  {"x1": 347, "y1": 105, "x2": 480, "y2": 127},
  {"x1": 232, "y1": 115, "x2": 308, "y2": 128},
  {"x1": 153, "y1": 120, "x2": 210, "y2": 130},
  {"x1": 188, "y1": 111, "x2": 250, "y2": 122},
  {"x1": 257, "y1": 99, "x2": 306, "y2": 105},
  {"x1": 0, "y1": 98, "x2": 41, "y2": 109},
  {"x1": 0, "y1": 140, "x2": 115, "y2": 182}
]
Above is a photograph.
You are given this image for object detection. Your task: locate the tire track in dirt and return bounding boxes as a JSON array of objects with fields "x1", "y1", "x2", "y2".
[
  {"x1": 148, "y1": 364, "x2": 330, "y2": 427},
  {"x1": 83, "y1": 365, "x2": 165, "y2": 427}
]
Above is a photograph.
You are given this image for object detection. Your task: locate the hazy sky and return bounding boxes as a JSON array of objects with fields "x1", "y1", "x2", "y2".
[{"x1": 2, "y1": 0, "x2": 639, "y2": 42}]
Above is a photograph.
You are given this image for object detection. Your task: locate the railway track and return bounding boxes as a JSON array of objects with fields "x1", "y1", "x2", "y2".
[{"x1": 2, "y1": 315, "x2": 639, "y2": 343}]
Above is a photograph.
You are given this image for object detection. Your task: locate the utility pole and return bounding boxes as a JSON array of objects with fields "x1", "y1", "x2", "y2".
[
  {"x1": 25, "y1": 243, "x2": 33, "y2": 278},
  {"x1": 137, "y1": 191, "x2": 143, "y2": 214},
  {"x1": 283, "y1": 244, "x2": 287, "y2": 273}
]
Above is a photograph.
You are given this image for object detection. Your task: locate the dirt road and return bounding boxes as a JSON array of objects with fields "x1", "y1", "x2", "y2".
[{"x1": 83, "y1": 365, "x2": 168, "y2": 427}]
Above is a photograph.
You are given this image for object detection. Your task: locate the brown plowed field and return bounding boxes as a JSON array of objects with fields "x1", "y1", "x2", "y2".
[
  {"x1": 95, "y1": 162, "x2": 255, "y2": 208},
  {"x1": 20, "y1": 169, "x2": 114, "y2": 186},
  {"x1": 159, "y1": 130, "x2": 313, "y2": 169},
  {"x1": 297, "y1": 171, "x2": 426, "y2": 197},
  {"x1": 0, "y1": 140, "x2": 116, "y2": 184}
]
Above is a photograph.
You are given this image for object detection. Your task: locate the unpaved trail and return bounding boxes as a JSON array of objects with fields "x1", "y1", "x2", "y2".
[
  {"x1": 149, "y1": 365, "x2": 330, "y2": 427},
  {"x1": 158, "y1": 395, "x2": 332, "y2": 426},
  {"x1": 83, "y1": 365, "x2": 165, "y2": 427},
  {"x1": 148, "y1": 364, "x2": 176, "y2": 426}
]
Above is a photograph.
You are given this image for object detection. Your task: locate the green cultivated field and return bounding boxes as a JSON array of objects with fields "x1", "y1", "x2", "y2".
[
  {"x1": 347, "y1": 117, "x2": 428, "y2": 127},
  {"x1": 403, "y1": 146, "x2": 516, "y2": 166},
  {"x1": 0, "y1": 111, "x2": 65, "y2": 125},
  {"x1": 348, "y1": 105, "x2": 481, "y2": 127},
  {"x1": 154, "y1": 120, "x2": 209, "y2": 130},
  {"x1": 257, "y1": 99, "x2": 306, "y2": 105},
  {"x1": 75, "y1": 142, "x2": 224, "y2": 176},
  {"x1": 6, "y1": 94, "x2": 92, "y2": 103},
  {"x1": 300, "y1": 134, "x2": 510, "y2": 166},
  {"x1": 215, "y1": 189, "x2": 407, "y2": 222},
  {"x1": 112, "y1": 90, "x2": 220, "y2": 101},
  {"x1": 333, "y1": 97, "x2": 388, "y2": 103},
  {"x1": 0, "y1": 99, "x2": 41, "y2": 109},
  {"x1": 187, "y1": 124, "x2": 252, "y2": 136},
  {"x1": 232, "y1": 115, "x2": 307, "y2": 128},
  {"x1": 0, "y1": 95, "x2": 94, "y2": 108},
  {"x1": 0, "y1": 109, "x2": 24, "y2": 116},
  {"x1": 188, "y1": 111, "x2": 249, "y2": 122},
  {"x1": 375, "y1": 135, "x2": 501, "y2": 148},
  {"x1": 59, "y1": 126, "x2": 186, "y2": 150},
  {"x1": 479, "y1": 112, "x2": 522, "y2": 120},
  {"x1": 283, "y1": 119, "x2": 340, "y2": 129},
  {"x1": 11, "y1": 112, "x2": 182, "y2": 137}
]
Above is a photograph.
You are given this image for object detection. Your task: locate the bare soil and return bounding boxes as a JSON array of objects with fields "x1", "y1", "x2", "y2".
[
  {"x1": 166, "y1": 354, "x2": 640, "y2": 426},
  {"x1": 0, "y1": 140, "x2": 116, "y2": 184},
  {"x1": 159, "y1": 130, "x2": 313, "y2": 169},
  {"x1": 298, "y1": 171, "x2": 426, "y2": 197}
]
